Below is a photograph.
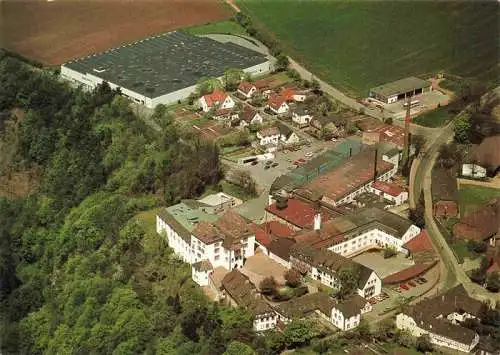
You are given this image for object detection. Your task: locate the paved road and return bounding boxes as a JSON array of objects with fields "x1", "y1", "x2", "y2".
[{"x1": 411, "y1": 107, "x2": 500, "y2": 304}]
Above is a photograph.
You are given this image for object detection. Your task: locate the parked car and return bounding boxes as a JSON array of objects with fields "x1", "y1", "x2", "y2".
[
  {"x1": 419, "y1": 277, "x2": 428, "y2": 283},
  {"x1": 264, "y1": 165, "x2": 270, "y2": 170},
  {"x1": 331, "y1": 138, "x2": 338, "y2": 142},
  {"x1": 251, "y1": 160, "x2": 258, "y2": 166},
  {"x1": 305, "y1": 152, "x2": 313, "y2": 157},
  {"x1": 369, "y1": 299, "x2": 377, "y2": 305},
  {"x1": 271, "y1": 162, "x2": 279, "y2": 167},
  {"x1": 408, "y1": 281, "x2": 417, "y2": 287},
  {"x1": 400, "y1": 284, "x2": 409, "y2": 291},
  {"x1": 298, "y1": 158, "x2": 306, "y2": 163}
]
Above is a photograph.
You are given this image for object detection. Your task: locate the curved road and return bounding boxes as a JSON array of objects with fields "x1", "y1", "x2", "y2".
[{"x1": 411, "y1": 110, "x2": 500, "y2": 304}]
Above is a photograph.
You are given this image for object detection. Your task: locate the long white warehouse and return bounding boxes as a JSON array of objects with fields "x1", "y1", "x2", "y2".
[{"x1": 61, "y1": 31, "x2": 271, "y2": 108}]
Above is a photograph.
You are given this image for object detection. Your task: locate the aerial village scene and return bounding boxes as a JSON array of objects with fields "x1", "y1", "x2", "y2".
[{"x1": 0, "y1": 0, "x2": 499, "y2": 354}]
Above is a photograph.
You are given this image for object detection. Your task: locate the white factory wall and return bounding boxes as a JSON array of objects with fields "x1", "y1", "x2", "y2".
[{"x1": 61, "y1": 59, "x2": 271, "y2": 109}]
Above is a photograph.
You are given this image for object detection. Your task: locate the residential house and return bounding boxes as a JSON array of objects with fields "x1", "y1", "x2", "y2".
[
  {"x1": 220, "y1": 269, "x2": 278, "y2": 332},
  {"x1": 156, "y1": 207, "x2": 256, "y2": 283},
  {"x1": 331, "y1": 294, "x2": 373, "y2": 331},
  {"x1": 369, "y1": 180, "x2": 408, "y2": 206},
  {"x1": 278, "y1": 123, "x2": 300, "y2": 145},
  {"x1": 310, "y1": 116, "x2": 340, "y2": 139},
  {"x1": 268, "y1": 94, "x2": 289, "y2": 115},
  {"x1": 291, "y1": 105, "x2": 314, "y2": 127},
  {"x1": 237, "y1": 82, "x2": 258, "y2": 99},
  {"x1": 432, "y1": 167, "x2": 459, "y2": 218},
  {"x1": 234, "y1": 106, "x2": 263, "y2": 129},
  {"x1": 214, "y1": 108, "x2": 239, "y2": 122},
  {"x1": 453, "y1": 198, "x2": 499, "y2": 246},
  {"x1": 462, "y1": 135, "x2": 500, "y2": 177},
  {"x1": 281, "y1": 87, "x2": 307, "y2": 102},
  {"x1": 290, "y1": 245, "x2": 382, "y2": 298},
  {"x1": 257, "y1": 126, "x2": 281, "y2": 146},
  {"x1": 266, "y1": 237, "x2": 297, "y2": 268},
  {"x1": 396, "y1": 285, "x2": 485, "y2": 353},
  {"x1": 273, "y1": 292, "x2": 337, "y2": 325},
  {"x1": 199, "y1": 90, "x2": 235, "y2": 112}
]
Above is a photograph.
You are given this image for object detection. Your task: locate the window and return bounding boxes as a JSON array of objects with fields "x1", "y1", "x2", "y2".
[{"x1": 214, "y1": 255, "x2": 220, "y2": 261}]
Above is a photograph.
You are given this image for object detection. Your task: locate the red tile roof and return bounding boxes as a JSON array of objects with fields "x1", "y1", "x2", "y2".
[
  {"x1": 403, "y1": 230, "x2": 434, "y2": 253},
  {"x1": 383, "y1": 262, "x2": 436, "y2": 284},
  {"x1": 268, "y1": 93, "x2": 287, "y2": 110},
  {"x1": 265, "y1": 198, "x2": 332, "y2": 229},
  {"x1": 359, "y1": 120, "x2": 405, "y2": 148},
  {"x1": 238, "y1": 81, "x2": 255, "y2": 95},
  {"x1": 203, "y1": 90, "x2": 227, "y2": 107},
  {"x1": 252, "y1": 221, "x2": 295, "y2": 246},
  {"x1": 372, "y1": 180, "x2": 405, "y2": 197},
  {"x1": 281, "y1": 87, "x2": 297, "y2": 101}
]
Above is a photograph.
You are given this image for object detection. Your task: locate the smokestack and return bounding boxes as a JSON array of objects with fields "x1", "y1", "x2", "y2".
[
  {"x1": 373, "y1": 148, "x2": 378, "y2": 182},
  {"x1": 314, "y1": 213, "x2": 321, "y2": 231}
]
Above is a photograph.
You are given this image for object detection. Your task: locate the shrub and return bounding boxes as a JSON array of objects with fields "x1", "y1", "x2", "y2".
[
  {"x1": 294, "y1": 286, "x2": 309, "y2": 298},
  {"x1": 383, "y1": 248, "x2": 397, "y2": 259},
  {"x1": 259, "y1": 276, "x2": 277, "y2": 295},
  {"x1": 284, "y1": 269, "x2": 302, "y2": 288}
]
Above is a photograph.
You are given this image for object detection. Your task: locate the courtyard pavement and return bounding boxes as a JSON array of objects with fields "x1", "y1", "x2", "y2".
[
  {"x1": 352, "y1": 250, "x2": 414, "y2": 279},
  {"x1": 241, "y1": 252, "x2": 287, "y2": 288}
]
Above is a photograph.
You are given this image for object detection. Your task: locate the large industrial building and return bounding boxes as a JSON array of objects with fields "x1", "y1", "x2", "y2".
[
  {"x1": 61, "y1": 31, "x2": 271, "y2": 108},
  {"x1": 369, "y1": 77, "x2": 432, "y2": 104}
]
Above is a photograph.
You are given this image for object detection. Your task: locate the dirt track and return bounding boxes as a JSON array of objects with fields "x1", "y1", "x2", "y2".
[{"x1": 1, "y1": 0, "x2": 231, "y2": 66}]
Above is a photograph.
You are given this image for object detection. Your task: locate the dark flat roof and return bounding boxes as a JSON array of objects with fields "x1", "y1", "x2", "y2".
[
  {"x1": 370, "y1": 76, "x2": 430, "y2": 98},
  {"x1": 63, "y1": 31, "x2": 268, "y2": 98}
]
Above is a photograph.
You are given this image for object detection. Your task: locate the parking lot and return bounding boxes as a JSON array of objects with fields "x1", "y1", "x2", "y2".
[
  {"x1": 231, "y1": 138, "x2": 344, "y2": 190},
  {"x1": 352, "y1": 250, "x2": 414, "y2": 278}
]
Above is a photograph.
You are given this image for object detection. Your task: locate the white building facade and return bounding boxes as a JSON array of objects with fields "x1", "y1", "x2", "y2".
[{"x1": 396, "y1": 313, "x2": 480, "y2": 353}]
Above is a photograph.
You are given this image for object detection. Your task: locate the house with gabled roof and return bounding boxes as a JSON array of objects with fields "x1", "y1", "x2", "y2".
[
  {"x1": 290, "y1": 245, "x2": 382, "y2": 299},
  {"x1": 199, "y1": 90, "x2": 235, "y2": 112},
  {"x1": 278, "y1": 122, "x2": 300, "y2": 145},
  {"x1": 233, "y1": 106, "x2": 263, "y2": 128},
  {"x1": 331, "y1": 294, "x2": 373, "y2": 331},
  {"x1": 292, "y1": 104, "x2": 314, "y2": 127},
  {"x1": 220, "y1": 269, "x2": 278, "y2": 332},
  {"x1": 237, "y1": 81, "x2": 258, "y2": 99},
  {"x1": 396, "y1": 285, "x2": 485, "y2": 353},
  {"x1": 268, "y1": 94, "x2": 289, "y2": 115},
  {"x1": 257, "y1": 126, "x2": 281, "y2": 146}
]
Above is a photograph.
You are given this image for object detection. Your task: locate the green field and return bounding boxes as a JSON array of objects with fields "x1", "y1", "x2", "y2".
[
  {"x1": 458, "y1": 184, "x2": 500, "y2": 215},
  {"x1": 413, "y1": 106, "x2": 455, "y2": 128},
  {"x1": 238, "y1": 0, "x2": 499, "y2": 97},
  {"x1": 183, "y1": 20, "x2": 246, "y2": 36}
]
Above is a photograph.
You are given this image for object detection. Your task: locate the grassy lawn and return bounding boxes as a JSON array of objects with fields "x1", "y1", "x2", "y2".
[
  {"x1": 134, "y1": 208, "x2": 165, "y2": 255},
  {"x1": 439, "y1": 78, "x2": 463, "y2": 94},
  {"x1": 238, "y1": 1, "x2": 498, "y2": 97},
  {"x1": 458, "y1": 184, "x2": 500, "y2": 215},
  {"x1": 183, "y1": 20, "x2": 246, "y2": 36},
  {"x1": 451, "y1": 239, "x2": 480, "y2": 261},
  {"x1": 203, "y1": 180, "x2": 255, "y2": 202},
  {"x1": 413, "y1": 106, "x2": 455, "y2": 127}
]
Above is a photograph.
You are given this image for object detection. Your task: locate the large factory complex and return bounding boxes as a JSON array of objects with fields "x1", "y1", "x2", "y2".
[{"x1": 60, "y1": 31, "x2": 271, "y2": 108}]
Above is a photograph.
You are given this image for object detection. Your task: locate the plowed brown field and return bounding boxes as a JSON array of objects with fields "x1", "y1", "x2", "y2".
[{"x1": 1, "y1": 0, "x2": 232, "y2": 66}]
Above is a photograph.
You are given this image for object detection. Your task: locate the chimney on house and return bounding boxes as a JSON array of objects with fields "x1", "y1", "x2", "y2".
[
  {"x1": 314, "y1": 213, "x2": 321, "y2": 231},
  {"x1": 373, "y1": 148, "x2": 378, "y2": 182}
]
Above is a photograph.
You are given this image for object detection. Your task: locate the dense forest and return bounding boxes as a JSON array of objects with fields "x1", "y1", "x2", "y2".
[{"x1": 0, "y1": 52, "x2": 275, "y2": 354}]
